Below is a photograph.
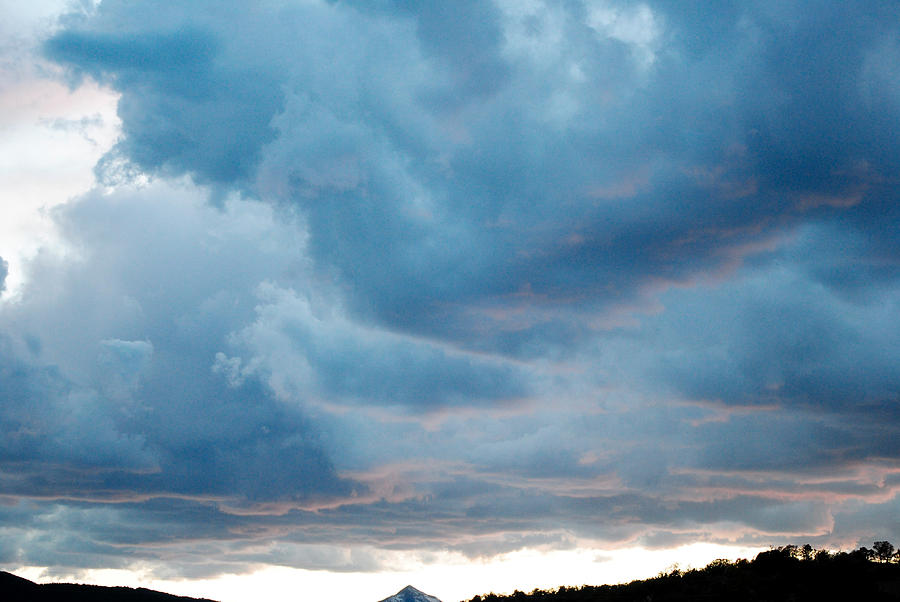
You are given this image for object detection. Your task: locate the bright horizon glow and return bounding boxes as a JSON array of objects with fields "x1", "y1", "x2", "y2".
[{"x1": 11, "y1": 542, "x2": 766, "y2": 602}]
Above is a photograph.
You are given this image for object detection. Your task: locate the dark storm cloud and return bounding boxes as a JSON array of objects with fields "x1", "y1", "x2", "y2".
[
  {"x1": 222, "y1": 283, "x2": 531, "y2": 410},
  {"x1": 5, "y1": 0, "x2": 896, "y2": 579},
  {"x1": 0, "y1": 181, "x2": 533, "y2": 518},
  {"x1": 46, "y1": 23, "x2": 281, "y2": 187},
  {"x1": 0, "y1": 335, "x2": 154, "y2": 472},
  {"x1": 44, "y1": 0, "x2": 900, "y2": 356},
  {"x1": 0, "y1": 185, "x2": 355, "y2": 505},
  {"x1": 335, "y1": 0, "x2": 510, "y2": 102},
  {"x1": 643, "y1": 257, "x2": 900, "y2": 413}
]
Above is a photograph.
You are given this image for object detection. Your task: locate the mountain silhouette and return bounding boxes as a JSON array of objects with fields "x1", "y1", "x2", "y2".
[
  {"x1": 378, "y1": 585, "x2": 443, "y2": 602},
  {"x1": 0, "y1": 571, "x2": 217, "y2": 602}
]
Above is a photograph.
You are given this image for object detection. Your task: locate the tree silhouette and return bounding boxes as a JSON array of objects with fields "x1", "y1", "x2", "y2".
[
  {"x1": 801, "y1": 543, "x2": 814, "y2": 561},
  {"x1": 874, "y1": 541, "x2": 896, "y2": 563},
  {"x1": 460, "y1": 540, "x2": 900, "y2": 602}
]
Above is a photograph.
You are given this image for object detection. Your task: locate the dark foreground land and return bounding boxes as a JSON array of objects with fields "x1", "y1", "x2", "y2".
[
  {"x1": 4, "y1": 543, "x2": 900, "y2": 602},
  {"x1": 466, "y1": 544, "x2": 900, "y2": 602},
  {"x1": 0, "y1": 570, "x2": 216, "y2": 602}
]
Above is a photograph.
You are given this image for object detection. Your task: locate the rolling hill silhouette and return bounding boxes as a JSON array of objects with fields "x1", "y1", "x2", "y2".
[{"x1": 0, "y1": 570, "x2": 217, "y2": 602}]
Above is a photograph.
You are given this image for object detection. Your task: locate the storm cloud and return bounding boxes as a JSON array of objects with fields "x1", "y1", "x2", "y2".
[{"x1": 0, "y1": 0, "x2": 898, "y2": 583}]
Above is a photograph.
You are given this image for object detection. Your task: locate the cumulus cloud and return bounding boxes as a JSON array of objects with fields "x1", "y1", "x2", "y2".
[
  {"x1": 0, "y1": 182, "x2": 356, "y2": 504},
  {"x1": 1, "y1": 0, "x2": 897, "y2": 580},
  {"x1": 43, "y1": 0, "x2": 900, "y2": 357},
  {"x1": 0, "y1": 334, "x2": 155, "y2": 474},
  {"x1": 223, "y1": 282, "x2": 532, "y2": 410}
]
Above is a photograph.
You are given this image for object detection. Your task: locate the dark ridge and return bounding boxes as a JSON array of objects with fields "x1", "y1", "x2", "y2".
[
  {"x1": 0, "y1": 572, "x2": 219, "y2": 602},
  {"x1": 463, "y1": 543, "x2": 900, "y2": 602},
  {"x1": 0, "y1": 570, "x2": 40, "y2": 595}
]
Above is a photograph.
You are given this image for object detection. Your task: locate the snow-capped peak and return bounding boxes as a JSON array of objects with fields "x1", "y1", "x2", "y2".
[{"x1": 377, "y1": 585, "x2": 442, "y2": 602}]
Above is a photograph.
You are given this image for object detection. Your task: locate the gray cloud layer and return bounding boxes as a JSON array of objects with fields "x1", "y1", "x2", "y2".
[{"x1": 0, "y1": 0, "x2": 898, "y2": 580}]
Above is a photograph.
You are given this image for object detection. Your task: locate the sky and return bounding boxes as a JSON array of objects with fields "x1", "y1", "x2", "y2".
[{"x1": 1, "y1": 0, "x2": 899, "y2": 601}]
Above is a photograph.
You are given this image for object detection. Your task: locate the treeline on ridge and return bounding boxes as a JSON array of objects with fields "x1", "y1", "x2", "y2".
[{"x1": 465, "y1": 542, "x2": 900, "y2": 602}]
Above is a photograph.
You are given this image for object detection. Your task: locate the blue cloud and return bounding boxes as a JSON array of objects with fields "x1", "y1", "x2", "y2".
[
  {"x1": 0, "y1": 184, "x2": 356, "y2": 505},
  {"x1": 222, "y1": 283, "x2": 531, "y2": 410},
  {"x1": 0, "y1": 336, "x2": 155, "y2": 475},
  {"x1": 642, "y1": 248, "x2": 900, "y2": 416},
  {"x1": 8, "y1": 0, "x2": 898, "y2": 579},
  {"x1": 42, "y1": 0, "x2": 895, "y2": 356},
  {"x1": 46, "y1": 25, "x2": 282, "y2": 186},
  {"x1": 45, "y1": 28, "x2": 218, "y2": 75}
]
